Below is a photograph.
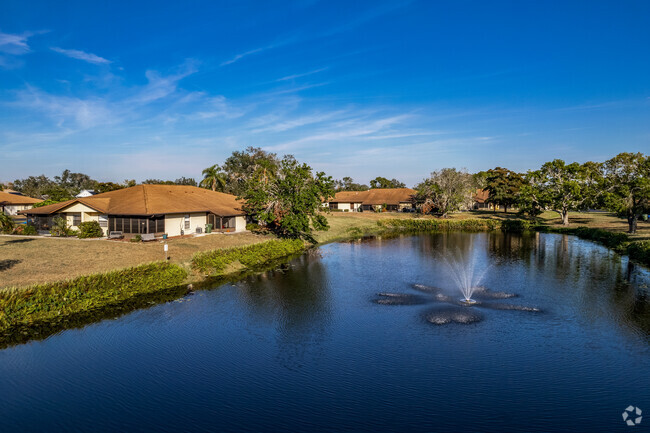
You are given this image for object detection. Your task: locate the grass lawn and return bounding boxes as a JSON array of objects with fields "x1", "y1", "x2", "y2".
[{"x1": 0, "y1": 232, "x2": 268, "y2": 289}]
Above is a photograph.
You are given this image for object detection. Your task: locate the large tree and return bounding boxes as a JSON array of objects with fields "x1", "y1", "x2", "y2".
[
  {"x1": 602, "y1": 152, "x2": 650, "y2": 234},
  {"x1": 222, "y1": 146, "x2": 279, "y2": 195},
  {"x1": 199, "y1": 164, "x2": 227, "y2": 192},
  {"x1": 369, "y1": 177, "x2": 405, "y2": 189},
  {"x1": 241, "y1": 155, "x2": 334, "y2": 241},
  {"x1": 12, "y1": 175, "x2": 55, "y2": 198},
  {"x1": 484, "y1": 167, "x2": 523, "y2": 213},
  {"x1": 523, "y1": 159, "x2": 602, "y2": 225},
  {"x1": 416, "y1": 168, "x2": 475, "y2": 217}
]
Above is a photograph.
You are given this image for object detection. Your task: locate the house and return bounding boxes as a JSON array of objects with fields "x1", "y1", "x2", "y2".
[
  {"x1": 0, "y1": 191, "x2": 43, "y2": 216},
  {"x1": 328, "y1": 191, "x2": 366, "y2": 212},
  {"x1": 22, "y1": 184, "x2": 246, "y2": 237},
  {"x1": 75, "y1": 189, "x2": 97, "y2": 198},
  {"x1": 328, "y1": 188, "x2": 416, "y2": 212}
]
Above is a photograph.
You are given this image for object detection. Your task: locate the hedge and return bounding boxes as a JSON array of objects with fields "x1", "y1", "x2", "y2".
[{"x1": 192, "y1": 239, "x2": 306, "y2": 275}]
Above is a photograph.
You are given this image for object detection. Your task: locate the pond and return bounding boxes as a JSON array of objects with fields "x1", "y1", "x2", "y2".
[{"x1": 0, "y1": 232, "x2": 649, "y2": 432}]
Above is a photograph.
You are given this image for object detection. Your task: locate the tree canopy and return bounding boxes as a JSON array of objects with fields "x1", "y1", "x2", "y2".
[
  {"x1": 484, "y1": 167, "x2": 523, "y2": 213},
  {"x1": 522, "y1": 159, "x2": 602, "y2": 225},
  {"x1": 416, "y1": 168, "x2": 475, "y2": 217},
  {"x1": 334, "y1": 176, "x2": 369, "y2": 192},
  {"x1": 241, "y1": 155, "x2": 334, "y2": 241},
  {"x1": 199, "y1": 164, "x2": 227, "y2": 192},
  {"x1": 369, "y1": 177, "x2": 405, "y2": 189},
  {"x1": 222, "y1": 146, "x2": 279, "y2": 196},
  {"x1": 602, "y1": 152, "x2": 650, "y2": 233}
]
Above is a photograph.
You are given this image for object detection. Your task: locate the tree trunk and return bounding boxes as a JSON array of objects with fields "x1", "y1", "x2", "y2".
[
  {"x1": 561, "y1": 210, "x2": 569, "y2": 226},
  {"x1": 628, "y1": 213, "x2": 638, "y2": 234},
  {"x1": 503, "y1": 204, "x2": 508, "y2": 213}
]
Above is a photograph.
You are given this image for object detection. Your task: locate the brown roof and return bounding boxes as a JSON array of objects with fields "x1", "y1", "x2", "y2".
[
  {"x1": 474, "y1": 189, "x2": 489, "y2": 204},
  {"x1": 330, "y1": 188, "x2": 416, "y2": 205},
  {"x1": 23, "y1": 185, "x2": 245, "y2": 216},
  {"x1": 329, "y1": 191, "x2": 369, "y2": 203},
  {"x1": 0, "y1": 191, "x2": 43, "y2": 205}
]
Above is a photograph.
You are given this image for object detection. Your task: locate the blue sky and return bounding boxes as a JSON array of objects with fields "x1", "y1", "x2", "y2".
[{"x1": 1, "y1": 0, "x2": 649, "y2": 186}]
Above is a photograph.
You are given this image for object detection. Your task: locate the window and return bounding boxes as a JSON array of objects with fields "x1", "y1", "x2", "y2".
[
  {"x1": 222, "y1": 217, "x2": 235, "y2": 228},
  {"x1": 72, "y1": 213, "x2": 81, "y2": 226},
  {"x1": 184, "y1": 215, "x2": 190, "y2": 230},
  {"x1": 98, "y1": 215, "x2": 108, "y2": 228}
]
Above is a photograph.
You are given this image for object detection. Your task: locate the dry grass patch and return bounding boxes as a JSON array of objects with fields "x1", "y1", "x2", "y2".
[{"x1": 0, "y1": 232, "x2": 268, "y2": 289}]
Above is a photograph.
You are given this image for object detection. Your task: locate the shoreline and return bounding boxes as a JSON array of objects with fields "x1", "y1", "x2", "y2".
[{"x1": 1, "y1": 215, "x2": 649, "y2": 348}]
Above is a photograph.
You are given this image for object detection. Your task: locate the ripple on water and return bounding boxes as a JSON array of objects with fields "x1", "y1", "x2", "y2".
[
  {"x1": 424, "y1": 306, "x2": 484, "y2": 325},
  {"x1": 375, "y1": 293, "x2": 430, "y2": 305},
  {"x1": 471, "y1": 287, "x2": 518, "y2": 299}
]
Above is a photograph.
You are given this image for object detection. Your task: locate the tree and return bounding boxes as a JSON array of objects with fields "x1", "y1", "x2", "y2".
[
  {"x1": 174, "y1": 177, "x2": 197, "y2": 186},
  {"x1": 12, "y1": 175, "x2": 55, "y2": 198},
  {"x1": 416, "y1": 168, "x2": 475, "y2": 217},
  {"x1": 222, "y1": 146, "x2": 279, "y2": 195},
  {"x1": 524, "y1": 159, "x2": 602, "y2": 225},
  {"x1": 602, "y1": 152, "x2": 650, "y2": 234},
  {"x1": 54, "y1": 169, "x2": 96, "y2": 195},
  {"x1": 96, "y1": 182, "x2": 125, "y2": 193},
  {"x1": 334, "y1": 176, "x2": 369, "y2": 191},
  {"x1": 199, "y1": 164, "x2": 227, "y2": 192},
  {"x1": 369, "y1": 177, "x2": 406, "y2": 189},
  {"x1": 142, "y1": 179, "x2": 175, "y2": 185},
  {"x1": 484, "y1": 167, "x2": 523, "y2": 213},
  {"x1": 241, "y1": 155, "x2": 335, "y2": 241}
]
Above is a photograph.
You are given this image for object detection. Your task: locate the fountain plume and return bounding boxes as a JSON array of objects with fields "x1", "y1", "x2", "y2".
[{"x1": 440, "y1": 248, "x2": 491, "y2": 304}]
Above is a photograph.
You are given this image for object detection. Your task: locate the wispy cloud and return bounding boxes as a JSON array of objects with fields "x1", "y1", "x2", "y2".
[
  {"x1": 220, "y1": 46, "x2": 269, "y2": 66},
  {"x1": 51, "y1": 47, "x2": 111, "y2": 65},
  {"x1": 0, "y1": 31, "x2": 32, "y2": 55},
  {"x1": 275, "y1": 67, "x2": 328, "y2": 82}
]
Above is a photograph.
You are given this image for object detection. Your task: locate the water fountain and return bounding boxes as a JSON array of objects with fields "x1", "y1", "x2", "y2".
[{"x1": 440, "y1": 249, "x2": 490, "y2": 305}]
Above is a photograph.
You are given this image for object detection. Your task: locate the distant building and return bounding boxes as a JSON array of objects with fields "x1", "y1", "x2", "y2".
[
  {"x1": 0, "y1": 191, "x2": 43, "y2": 216},
  {"x1": 22, "y1": 185, "x2": 246, "y2": 237},
  {"x1": 328, "y1": 188, "x2": 416, "y2": 212},
  {"x1": 75, "y1": 189, "x2": 97, "y2": 198}
]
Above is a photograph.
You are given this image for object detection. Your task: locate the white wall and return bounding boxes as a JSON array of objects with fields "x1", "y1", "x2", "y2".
[
  {"x1": 164, "y1": 213, "x2": 207, "y2": 237},
  {"x1": 2, "y1": 204, "x2": 33, "y2": 216},
  {"x1": 234, "y1": 215, "x2": 246, "y2": 232}
]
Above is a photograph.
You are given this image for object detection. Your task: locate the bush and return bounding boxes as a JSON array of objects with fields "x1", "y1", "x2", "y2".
[
  {"x1": 377, "y1": 218, "x2": 500, "y2": 232},
  {"x1": 0, "y1": 262, "x2": 188, "y2": 334},
  {"x1": 23, "y1": 224, "x2": 37, "y2": 235},
  {"x1": 192, "y1": 239, "x2": 305, "y2": 275},
  {"x1": 130, "y1": 234, "x2": 142, "y2": 242},
  {"x1": 50, "y1": 215, "x2": 71, "y2": 237},
  {"x1": 0, "y1": 213, "x2": 14, "y2": 234},
  {"x1": 246, "y1": 223, "x2": 260, "y2": 231},
  {"x1": 77, "y1": 221, "x2": 104, "y2": 238},
  {"x1": 500, "y1": 219, "x2": 536, "y2": 233},
  {"x1": 626, "y1": 241, "x2": 650, "y2": 266}
]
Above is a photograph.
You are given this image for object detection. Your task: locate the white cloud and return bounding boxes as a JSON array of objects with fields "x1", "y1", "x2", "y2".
[
  {"x1": 0, "y1": 31, "x2": 31, "y2": 55},
  {"x1": 51, "y1": 47, "x2": 111, "y2": 65},
  {"x1": 220, "y1": 47, "x2": 266, "y2": 66}
]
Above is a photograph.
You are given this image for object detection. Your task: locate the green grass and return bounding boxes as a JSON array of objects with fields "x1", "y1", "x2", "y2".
[
  {"x1": 0, "y1": 262, "x2": 187, "y2": 340},
  {"x1": 192, "y1": 239, "x2": 306, "y2": 275}
]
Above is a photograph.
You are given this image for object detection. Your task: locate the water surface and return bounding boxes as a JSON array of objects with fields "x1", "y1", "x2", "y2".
[{"x1": 0, "y1": 232, "x2": 648, "y2": 432}]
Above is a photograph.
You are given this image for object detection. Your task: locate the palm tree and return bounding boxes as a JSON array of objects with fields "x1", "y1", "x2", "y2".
[
  {"x1": 200, "y1": 164, "x2": 227, "y2": 192},
  {"x1": 0, "y1": 212, "x2": 14, "y2": 234}
]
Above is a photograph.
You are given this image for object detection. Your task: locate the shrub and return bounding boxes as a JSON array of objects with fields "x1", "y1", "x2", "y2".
[
  {"x1": 500, "y1": 219, "x2": 536, "y2": 233},
  {"x1": 0, "y1": 213, "x2": 14, "y2": 234},
  {"x1": 192, "y1": 239, "x2": 305, "y2": 275},
  {"x1": 130, "y1": 234, "x2": 142, "y2": 242},
  {"x1": 23, "y1": 224, "x2": 37, "y2": 235},
  {"x1": 246, "y1": 223, "x2": 260, "y2": 231},
  {"x1": 50, "y1": 215, "x2": 71, "y2": 237},
  {"x1": 377, "y1": 218, "x2": 500, "y2": 232},
  {"x1": 626, "y1": 241, "x2": 650, "y2": 266},
  {"x1": 77, "y1": 221, "x2": 104, "y2": 238}
]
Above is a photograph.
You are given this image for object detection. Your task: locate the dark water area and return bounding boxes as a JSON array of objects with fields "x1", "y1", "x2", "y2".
[{"x1": 0, "y1": 232, "x2": 649, "y2": 432}]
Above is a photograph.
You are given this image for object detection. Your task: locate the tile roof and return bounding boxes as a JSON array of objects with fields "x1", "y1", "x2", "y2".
[
  {"x1": 329, "y1": 188, "x2": 416, "y2": 205},
  {"x1": 474, "y1": 189, "x2": 490, "y2": 204},
  {"x1": 23, "y1": 185, "x2": 245, "y2": 216},
  {"x1": 0, "y1": 191, "x2": 43, "y2": 205}
]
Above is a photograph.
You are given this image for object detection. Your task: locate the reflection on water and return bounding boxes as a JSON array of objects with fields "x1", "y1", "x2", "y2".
[{"x1": 0, "y1": 232, "x2": 648, "y2": 433}]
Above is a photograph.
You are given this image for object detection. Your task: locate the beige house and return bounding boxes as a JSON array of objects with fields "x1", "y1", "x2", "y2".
[
  {"x1": 0, "y1": 191, "x2": 43, "y2": 216},
  {"x1": 22, "y1": 185, "x2": 246, "y2": 237},
  {"x1": 329, "y1": 188, "x2": 416, "y2": 212}
]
